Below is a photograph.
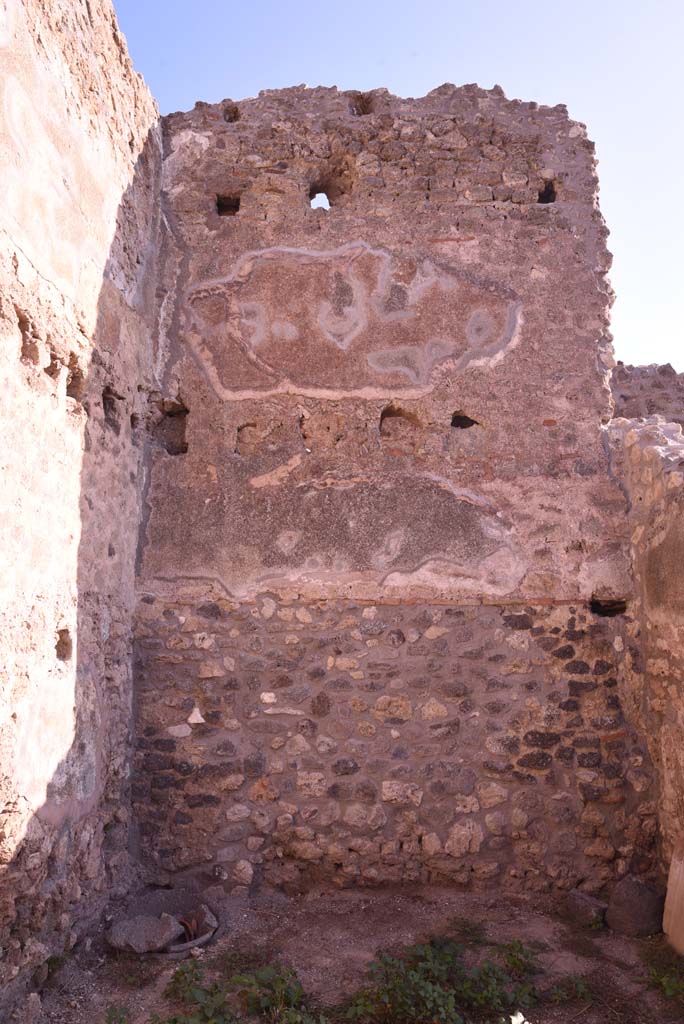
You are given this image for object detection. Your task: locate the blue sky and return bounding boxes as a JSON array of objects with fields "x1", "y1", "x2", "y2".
[{"x1": 115, "y1": 0, "x2": 683, "y2": 370}]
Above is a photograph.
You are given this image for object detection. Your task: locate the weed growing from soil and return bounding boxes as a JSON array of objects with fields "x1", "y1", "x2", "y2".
[
  {"x1": 105, "y1": 1009, "x2": 131, "y2": 1024},
  {"x1": 642, "y1": 939, "x2": 684, "y2": 1006},
  {"x1": 548, "y1": 976, "x2": 593, "y2": 1005},
  {"x1": 147, "y1": 939, "x2": 543, "y2": 1024},
  {"x1": 343, "y1": 938, "x2": 538, "y2": 1023}
]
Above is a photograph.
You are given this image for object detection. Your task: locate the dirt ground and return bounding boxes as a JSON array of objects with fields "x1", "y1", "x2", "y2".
[{"x1": 38, "y1": 886, "x2": 684, "y2": 1023}]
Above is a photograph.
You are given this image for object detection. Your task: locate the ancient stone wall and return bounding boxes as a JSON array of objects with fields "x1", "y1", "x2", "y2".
[
  {"x1": 134, "y1": 87, "x2": 658, "y2": 897},
  {"x1": 613, "y1": 362, "x2": 684, "y2": 429},
  {"x1": 0, "y1": 0, "x2": 159, "y2": 1003},
  {"x1": 611, "y1": 416, "x2": 684, "y2": 862}
]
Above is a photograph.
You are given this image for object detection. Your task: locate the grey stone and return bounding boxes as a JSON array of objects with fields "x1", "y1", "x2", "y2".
[
  {"x1": 606, "y1": 876, "x2": 664, "y2": 937},
  {"x1": 107, "y1": 913, "x2": 185, "y2": 953}
]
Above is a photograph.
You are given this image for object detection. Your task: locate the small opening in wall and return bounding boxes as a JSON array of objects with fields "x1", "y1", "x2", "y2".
[
  {"x1": 310, "y1": 190, "x2": 330, "y2": 211},
  {"x1": 222, "y1": 101, "x2": 240, "y2": 123},
  {"x1": 537, "y1": 180, "x2": 557, "y2": 204},
  {"x1": 380, "y1": 404, "x2": 421, "y2": 435},
  {"x1": 55, "y1": 628, "x2": 72, "y2": 661},
  {"x1": 590, "y1": 596, "x2": 628, "y2": 617},
  {"x1": 66, "y1": 353, "x2": 85, "y2": 401},
  {"x1": 350, "y1": 91, "x2": 375, "y2": 116},
  {"x1": 44, "y1": 349, "x2": 61, "y2": 380},
  {"x1": 102, "y1": 385, "x2": 124, "y2": 434},
  {"x1": 154, "y1": 397, "x2": 189, "y2": 455},
  {"x1": 451, "y1": 411, "x2": 479, "y2": 429},
  {"x1": 216, "y1": 193, "x2": 241, "y2": 216}
]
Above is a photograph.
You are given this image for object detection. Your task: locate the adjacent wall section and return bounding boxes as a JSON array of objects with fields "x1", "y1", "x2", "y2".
[
  {"x1": 612, "y1": 416, "x2": 684, "y2": 862},
  {"x1": 134, "y1": 87, "x2": 658, "y2": 897},
  {"x1": 0, "y1": 0, "x2": 159, "y2": 1002}
]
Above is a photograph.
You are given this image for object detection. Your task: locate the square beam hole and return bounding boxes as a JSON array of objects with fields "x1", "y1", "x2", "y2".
[{"x1": 216, "y1": 193, "x2": 241, "y2": 216}]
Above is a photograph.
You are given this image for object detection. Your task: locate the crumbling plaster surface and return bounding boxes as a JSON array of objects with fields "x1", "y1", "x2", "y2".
[
  {"x1": 143, "y1": 86, "x2": 630, "y2": 603},
  {"x1": 0, "y1": 0, "x2": 160, "y2": 1004},
  {"x1": 133, "y1": 87, "x2": 658, "y2": 897}
]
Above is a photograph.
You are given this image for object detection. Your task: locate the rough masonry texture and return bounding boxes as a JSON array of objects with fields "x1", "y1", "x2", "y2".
[
  {"x1": 2, "y1": 0, "x2": 684, "y2": 1013},
  {"x1": 0, "y1": 0, "x2": 160, "y2": 1005},
  {"x1": 134, "y1": 88, "x2": 656, "y2": 896}
]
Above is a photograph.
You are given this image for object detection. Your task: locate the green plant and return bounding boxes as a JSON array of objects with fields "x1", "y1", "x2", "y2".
[
  {"x1": 155, "y1": 961, "x2": 234, "y2": 1024},
  {"x1": 230, "y1": 964, "x2": 308, "y2": 1021},
  {"x1": 648, "y1": 966, "x2": 684, "y2": 1003},
  {"x1": 641, "y1": 938, "x2": 684, "y2": 1005},
  {"x1": 344, "y1": 939, "x2": 537, "y2": 1024},
  {"x1": 548, "y1": 976, "x2": 593, "y2": 1005},
  {"x1": 105, "y1": 1009, "x2": 130, "y2": 1024},
  {"x1": 497, "y1": 941, "x2": 538, "y2": 979},
  {"x1": 165, "y1": 961, "x2": 208, "y2": 1002}
]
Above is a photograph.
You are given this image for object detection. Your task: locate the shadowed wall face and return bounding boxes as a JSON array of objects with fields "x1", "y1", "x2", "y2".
[
  {"x1": 0, "y1": 0, "x2": 159, "y2": 1002},
  {"x1": 134, "y1": 88, "x2": 657, "y2": 895}
]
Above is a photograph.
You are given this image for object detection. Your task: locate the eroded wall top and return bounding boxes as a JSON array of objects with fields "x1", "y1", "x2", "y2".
[{"x1": 141, "y1": 84, "x2": 628, "y2": 605}]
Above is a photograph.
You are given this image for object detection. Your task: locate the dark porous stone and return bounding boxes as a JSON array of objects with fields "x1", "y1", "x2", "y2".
[
  {"x1": 522, "y1": 730, "x2": 561, "y2": 749},
  {"x1": 150, "y1": 774, "x2": 182, "y2": 789},
  {"x1": 483, "y1": 760, "x2": 513, "y2": 775},
  {"x1": 552, "y1": 644, "x2": 575, "y2": 659},
  {"x1": 332, "y1": 758, "x2": 360, "y2": 775},
  {"x1": 273, "y1": 674, "x2": 293, "y2": 689},
  {"x1": 389, "y1": 629, "x2": 405, "y2": 646},
  {"x1": 559, "y1": 699, "x2": 580, "y2": 712},
  {"x1": 563, "y1": 890, "x2": 607, "y2": 928},
  {"x1": 197, "y1": 602, "x2": 224, "y2": 619},
  {"x1": 429, "y1": 718, "x2": 460, "y2": 737},
  {"x1": 354, "y1": 781, "x2": 377, "y2": 802},
  {"x1": 328, "y1": 677, "x2": 353, "y2": 690},
  {"x1": 606, "y1": 876, "x2": 664, "y2": 937},
  {"x1": 556, "y1": 746, "x2": 575, "y2": 764},
  {"x1": 577, "y1": 752, "x2": 601, "y2": 768},
  {"x1": 502, "y1": 613, "x2": 534, "y2": 630},
  {"x1": 573, "y1": 735, "x2": 600, "y2": 748},
  {"x1": 152, "y1": 739, "x2": 177, "y2": 752},
  {"x1": 593, "y1": 660, "x2": 613, "y2": 675},
  {"x1": 565, "y1": 659, "x2": 590, "y2": 674},
  {"x1": 579, "y1": 783, "x2": 604, "y2": 802},
  {"x1": 517, "y1": 751, "x2": 552, "y2": 770},
  {"x1": 485, "y1": 700, "x2": 509, "y2": 714},
  {"x1": 214, "y1": 740, "x2": 237, "y2": 756},
  {"x1": 186, "y1": 793, "x2": 221, "y2": 807},
  {"x1": 142, "y1": 753, "x2": 175, "y2": 771},
  {"x1": 244, "y1": 752, "x2": 267, "y2": 778},
  {"x1": 590, "y1": 715, "x2": 622, "y2": 730},
  {"x1": 311, "y1": 692, "x2": 331, "y2": 717},
  {"x1": 512, "y1": 771, "x2": 537, "y2": 784},
  {"x1": 569, "y1": 679, "x2": 598, "y2": 696}
]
